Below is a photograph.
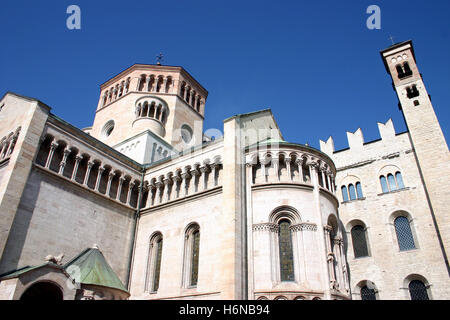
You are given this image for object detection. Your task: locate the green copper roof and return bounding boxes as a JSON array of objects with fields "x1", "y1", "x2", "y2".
[
  {"x1": 0, "y1": 247, "x2": 128, "y2": 293},
  {"x1": 63, "y1": 247, "x2": 128, "y2": 293},
  {"x1": 0, "y1": 263, "x2": 50, "y2": 280}
]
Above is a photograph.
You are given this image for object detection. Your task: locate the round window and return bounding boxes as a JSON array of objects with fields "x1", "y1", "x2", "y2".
[
  {"x1": 101, "y1": 120, "x2": 115, "y2": 138},
  {"x1": 181, "y1": 124, "x2": 193, "y2": 144}
]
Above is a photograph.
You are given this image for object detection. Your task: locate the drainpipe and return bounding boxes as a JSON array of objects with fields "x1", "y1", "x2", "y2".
[{"x1": 125, "y1": 169, "x2": 145, "y2": 290}]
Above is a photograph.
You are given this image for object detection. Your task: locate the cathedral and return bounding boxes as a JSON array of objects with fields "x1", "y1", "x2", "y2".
[{"x1": 0, "y1": 40, "x2": 449, "y2": 300}]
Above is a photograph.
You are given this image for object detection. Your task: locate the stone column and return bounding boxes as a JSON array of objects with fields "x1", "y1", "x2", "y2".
[
  {"x1": 320, "y1": 167, "x2": 327, "y2": 188},
  {"x1": 127, "y1": 181, "x2": 136, "y2": 205},
  {"x1": 162, "y1": 176, "x2": 172, "y2": 202},
  {"x1": 95, "y1": 166, "x2": 105, "y2": 191},
  {"x1": 153, "y1": 77, "x2": 159, "y2": 92},
  {"x1": 183, "y1": 86, "x2": 188, "y2": 101},
  {"x1": 146, "y1": 76, "x2": 152, "y2": 91},
  {"x1": 326, "y1": 171, "x2": 332, "y2": 191},
  {"x1": 58, "y1": 148, "x2": 71, "y2": 175},
  {"x1": 136, "y1": 77, "x2": 141, "y2": 91},
  {"x1": 106, "y1": 171, "x2": 116, "y2": 197},
  {"x1": 246, "y1": 160, "x2": 255, "y2": 184},
  {"x1": 324, "y1": 226, "x2": 337, "y2": 290},
  {"x1": 273, "y1": 157, "x2": 280, "y2": 182},
  {"x1": 162, "y1": 77, "x2": 168, "y2": 93},
  {"x1": 45, "y1": 141, "x2": 59, "y2": 168},
  {"x1": 200, "y1": 165, "x2": 210, "y2": 191},
  {"x1": 116, "y1": 176, "x2": 125, "y2": 201},
  {"x1": 307, "y1": 160, "x2": 316, "y2": 186},
  {"x1": 71, "y1": 155, "x2": 83, "y2": 181},
  {"x1": 333, "y1": 238, "x2": 344, "y2": 292},
  {"x1": 83, "y1": 161, "x2": 94, "y2": 186},
  {"x1": 295, "y1": 158, "x2": 304, "y2": 183},
  {"x1": 285, "y1": 156, "x2": 292, "y2": 182},
  {"x1": 155, "y1": 180, "x2": 164, "y2": 204},
  {"x1": 181, "y1": 169, "x2": 191, "y2": 197},
  {"x1": 190, "y1": 167, "x2": 200, "y2": 193},
  {"x1": 257, "y1": 157, "x2": 267, "y2": 184},
  {"x1": 338, "y1": 239, "x2": 350, "y2": 293},
  {"x1": 210, "y1": 163, "x2": 218, "y2": 187},
  {"x1": 194, "y1": 95, "x2": 199, "y2": 109},
  {"x1": 145, "y1": 184, "x2": 154, "y2": 207}
]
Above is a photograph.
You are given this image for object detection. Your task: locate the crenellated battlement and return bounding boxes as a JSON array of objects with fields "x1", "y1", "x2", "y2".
[{"x1": 319, "y1": 119, "x2": 401, "y2": 156}]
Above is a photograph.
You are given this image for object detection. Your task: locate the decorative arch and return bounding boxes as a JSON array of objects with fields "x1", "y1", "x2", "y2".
[
  {"x1": 354, "y1": 280, "x2": 378, "y2": 300},
  {"x1": 135, "y1": 96, "x2": 169, "y2": 123},
  {"x1": 20, "y1": 281, "x2": 63, "y2": 300},
  {"x1": 403, "y1": 274, "x2": 431, "y2": 300},
  {"x1": 269, "y1": 206, "x2": 302, "y2": 225}
]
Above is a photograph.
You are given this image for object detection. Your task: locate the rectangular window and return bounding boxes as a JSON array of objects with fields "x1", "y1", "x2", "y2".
[{"x1": 190, "y1": 230, "x2": 200, "y2": 286}]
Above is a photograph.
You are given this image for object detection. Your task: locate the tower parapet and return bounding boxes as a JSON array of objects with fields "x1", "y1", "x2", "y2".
[{"x1": 319, "y1": 118, "x2": 401, "y2": 157}]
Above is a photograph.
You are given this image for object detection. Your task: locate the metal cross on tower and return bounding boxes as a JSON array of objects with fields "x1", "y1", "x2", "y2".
[
  {"x1": 156, "y1": 52, "x2": 164, "y2": 65},
  {"x1": 388, "y1": 35, "x2": 395, "y2": 45}
]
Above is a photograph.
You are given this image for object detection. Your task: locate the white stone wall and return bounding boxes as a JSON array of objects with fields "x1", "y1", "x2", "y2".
[
  {"x1": 0, "y1": 279, "x2": 17, "y2": 300},
  {"x1": 0, "y1": 164, "x2": 6, "y2": 185},
  {"x1": 129, "y1": 191, "x2": 223, "y2": 299},
  {"x1": 0, "y1": 167, "x2": 135, "y2": 283},
  {"x1": 114, "y1": 131, "x2": 175, "y2": 165},
  {"x1": 320, "y1": 120, "x2": 450, "y2": 299},
  {"x1": 250, "y1": 187, "x2": 326, "y2": 294}
]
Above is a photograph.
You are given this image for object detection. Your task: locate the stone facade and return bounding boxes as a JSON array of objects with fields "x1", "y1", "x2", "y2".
[
  {"x1": 319, "y1": 41, "x2": 450, "y2": 300},
  {"x1": 0, "y1": 41, "x2": 448, "y2": 300}
]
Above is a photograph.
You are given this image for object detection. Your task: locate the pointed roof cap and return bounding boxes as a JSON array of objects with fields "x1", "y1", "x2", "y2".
[{"x1": 63, "y1": 247, "x2": 128, "y2": 293}]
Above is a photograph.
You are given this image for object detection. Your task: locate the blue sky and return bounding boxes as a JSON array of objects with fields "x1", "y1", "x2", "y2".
[{"x1": 1, "y1": 0, "x2": 449, "y2": 151}]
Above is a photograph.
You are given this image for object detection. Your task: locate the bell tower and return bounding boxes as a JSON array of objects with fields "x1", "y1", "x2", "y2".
[
  {"x1": 88, "y1": 64, "x2": 208, "y2": 164},
  {"x1": 381, "y1": 40, "x2": 450, "y2": 271}
]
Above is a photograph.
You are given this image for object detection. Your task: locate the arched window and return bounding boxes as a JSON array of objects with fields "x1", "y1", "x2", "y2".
[
  {"x1": 396, "y1": 64, "x2": 404, "y2": 78},
  {"x1": 351, "y1": 225, "x2": 369, "y2": 258},
  {"x1": 409, "y1": 280, "x2": 429, "y2": 300},
  {"x1": 395, "y1": 172, "x2": 405, "y2": 189},
  {"x1": 147, "y1": 233, "x2": 163, "y2": 292},
  {"x1": 403, "y1": 62, "x2": 412, "y2": 77},
  {"x1": 183, "y1": 223, "x2": 200, "y2": 287},
  {"x1": 186, "y1": 87, "x2": 191, "y2": 103},
  {"x1": 387, "y1": 174, "x2": 397, "y2": 191},
  {"x1": 348, "y1": 184, "x2": 356, "y2": 201},
  {"x1": 190, "y1": 229, "x2": 200, "y2": 286},
  {"x1": 360, "y1": 285, "x2": 377, "y2": 300},
  {"x1": 278, "y1": 219, "x2": 295, "y2": 282},
  {"x1": 138, "y1": 75, "x2": 146, "y2": 91},
  {"x1": 394, "y1": 216, "x2": 416, "y2": 251},
  {"x1": 341, "y1": 186, "x2": 349, "y2": 202},
  {"x1": 142, "y1": 102, "x2": 149, "y2": 118},
  {"x1": 149, "y1": 102, "x2": 156, "y2": 118},
  {"x1": 356, "y1": 182, "x2": 364, "y2": 199},
  {"x1": 180, "y1": 83, "x2": 186, "y2": 98}
]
